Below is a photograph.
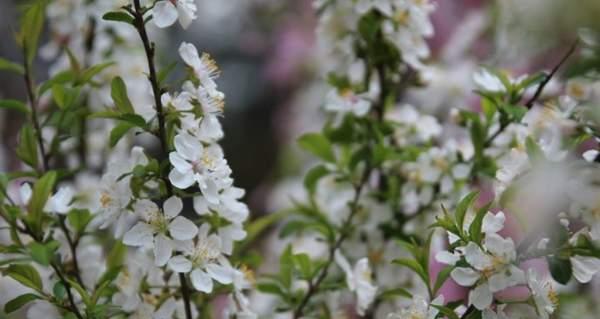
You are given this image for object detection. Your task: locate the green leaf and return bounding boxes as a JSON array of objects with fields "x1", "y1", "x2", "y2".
[
  {"x1": 303, "y1": 165, "x2": 329, "y2": 195},
  {"x1": 38, "y1": 70, "x2": 76, "y2": 95},
  {"x1": 392, "y1": 258, "x2": 428, "y2": 286},
  {"x1": 19, "y1": 0, "x2": 47, "y2": 65},
  {"x1": 51, "y1": 84, "x2": 80, "y2": 109},
  {"x1": 433, "y1": 265, "x2": 454, "y2": 295},
  {"x1": 256, "y1": 282, "x2": 287, "y2": 298},
  {"x1": 293, "y1": 253, "x2": 312, "y2": 280},
  {"x1": 377, "y1": 288, "x2": 412, "y2": 300},
  {"x1": 67, "y1": 209, "x2": 93, "y2": 234},
  {"x1": 53, "y1": 281, "x2": 66, "y2": 300},
  {"x1": 455, "y1": 191, "x2": 479, "y2": 234},
  {"x1": 298, "y1": 133, "x2": 336, "y2": 163},
  {"x1": 280, "y1": 245, "x2": 294, "y2": 289},
  {"x1": 110, "y1": 77, "x2": 134, "y2": 114},
  {"x1": 547, "y1": 256, "x2": 572, "y2": 284},
  {"x1": 0, "y1": 99, "x2": 29, "y2": 114},
  {"x1": 29, "y1": 242, "x2": 57, "y2": 266},
  {"x1": 77, "y1": 62, "x2": 114, "y2": 85},
  {"x1": 4, "y1": 264, "x2": 43, "y2": 291},
  {"x1": 16, "y1": 124, "x2": 38, "y2": 169},
  {"x1": 4, "y1": 293, "x2": 41, "y2": 314},
  {"x1": 28, "y1": 171, "x2": 57, "y2": 233},
  {"x1": 468, "y1": 202, "x2": 493, "y2": 244},
  {"x1": 0, "y1": 57, "x2": 25, "y2": 75},
  {"x1": 432, "y1": 305, "x2": 460, "y2": 319},
  {"x1": 102, "y1": 11, "x2": 134, "y2": 24},
  {"x1": 109, "y1": 122, "x2": 134, "y2": 147}
]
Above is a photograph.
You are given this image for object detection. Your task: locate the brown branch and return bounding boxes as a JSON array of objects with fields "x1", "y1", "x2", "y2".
[
  {"x1": 524, "y1": 40, "x2": 578, "y2": 109},
  {"x1": 130, "y1": 1, "x2": 189, "y2": 317}
]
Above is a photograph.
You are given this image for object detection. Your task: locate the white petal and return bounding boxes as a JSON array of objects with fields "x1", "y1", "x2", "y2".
[
  {"x1": 169, "y1": 152, "x2": 192, "y2": 173},
  {"x1": 154, "y1": 234, "x2": 173, "y2": 266},
  {"x1": 334, "y1": 250, "x2": 355, "y2": 291},
  {"x1": 450, "y1": 267, "x2": 480, "y2": 287},
  {"x1": 193, "y1": 196, "x2": 210, "y2": 215},
  {"x1": 206, "y1": 263, "x2": 234, "y2": 284},
  {"x1": 191, "y1": 269, "x2": 213, "y2": 293},
  {"x1": 163, "y1": 196, "x2": 183, "y2": 218},
  {"x1": 179, "y1": 42, "x2": 200, "y2": 68},
  {"x1": 154, "y1": 297, "x2": 177, "y2": 319},
  {"x1": 435, "y1": 251, "x2": 460, "y2": 265},
  {"x1": 469, "y1": 283, "x2": 493, "y2": 310},
  {"x1": 177, "y1": 5, "x2": 195, "y2": 29},
  {"x1": 571, "y1": 255, "x2": 600, "y2": 283},
  {"x1": 464, "y1": 242, "x2": 492, "y2": 270},
  {"x1": 169, "y1": 169, "x2": 196, "y2": 189},
  {"x1": 174, "y1": 133, "x2": 202, "y2": 161},
  {"x1": 482, "y1": 211, "x2": 505, "y2": 234},
  {"x1": 19, "y1": 183, "x2": 32, "y2": 204},
  {"x1": 583, "y1": 149, "x2": 599, "y2": 162},
  {"x1": 123, "y1": 222, "x2": 154, "y2": 246},
  {"x1": 200, "y1": 179, "x2": 220, "y2": 205},
  {"x1": 168, "y1": 216, "x2": 198, "y2": 240},
  {"x1": 152, "y1": 1, "x2": 178, "y2": 28},
  {"x1": 168, "y1": 256, "x2": 193, "y2": 273}
]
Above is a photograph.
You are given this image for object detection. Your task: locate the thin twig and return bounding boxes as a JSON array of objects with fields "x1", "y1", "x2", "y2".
[
  {"x1": 22, "y1": 48, "x2": 49, "y2": 172},
  {"x1": 58, "y1": 216, "x2": 85, "y2": 287},
  {"x1": 524, "y1": 40, "x2": 578, "y2": 108}
]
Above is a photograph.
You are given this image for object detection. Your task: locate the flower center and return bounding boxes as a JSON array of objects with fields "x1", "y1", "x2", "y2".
[
  {"x1": 191, "y1": 241, "x2": 219, "y2": 267},
  {"x1": 100, "y1": 192, "x2": 113, "y2": 208},
  {"x1": 148, "y1": 210, "x2": 168, "y2": 233}
]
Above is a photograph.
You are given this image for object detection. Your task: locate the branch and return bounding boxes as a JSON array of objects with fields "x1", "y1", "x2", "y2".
[
  {"x1": 130, "y1": 1, "x2": 189, "y2": 317},
  {"x1": 22, "y1": 48, "x2": 49, "y2": 172},
  {"x1": 524, "y1": 40, "x2": 578, "y2": 109}
]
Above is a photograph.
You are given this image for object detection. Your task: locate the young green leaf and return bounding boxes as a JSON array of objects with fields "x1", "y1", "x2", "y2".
[
  {"x1": 0, "y1": 57, "x2": 25, "y2": 75},
  {"x1": 102, "y1": 11, "x2": 134, "y2": 24},
  {"x1": 4, "y1": 264, "x2": 43, "y2": 292},
  {"x1": 109, "y1": 122, "x2": 135, "y2": 147},
  {"x1": 0, "y1": 99, "x2": 29, "y2": 114},
  {"x1": 19, "y1": 0, "x2": 47, "y2": 65},
  {"x1": 298, "y1": 133, "x2": 336, "y2": 163},
  {"x1": 4, "y1": 293, "x2": 41, "y2": 314},
  {"x1": 303, "y1": 165, "x2": 329, "y2": 195},
  {"x1": 547, "y1": 256, "x2": 572, "y2": 284},
  {"x1": 455, "y1": 191, "x2": 479, "y2": 234},
  {"x1": 28, "y1": 171, "x2": 57, "y2": 233},
  {"x1": 110, "y1": 76, "x2": 135, "y2": 114},
  {"x1": 15, "y1": 124, "x2": 39, "y2": 169}
]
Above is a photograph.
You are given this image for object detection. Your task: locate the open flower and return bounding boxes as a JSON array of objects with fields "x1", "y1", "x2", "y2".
[
  {"x1": 169, "y1": 133, "x2": 230, "y2": 203},
  {"x1": 179, "y1": 42, "x2": 223, "y2": 98},
  {"x1": 44, "y1": 186, "x2": 74, "y2": 214},
  {"x1": 123, "y1": 196, "x2": 197, "y2": 266},
  {"x1": 387, "y1": 295, "x2": 444, "y2": 319},
  {"x1": 325, "y1": 88, "x2": 372, "y2": 117},
  {"x1": 168, "y1": 224, "x2": 235, "y2": 293},
  {"x1": 334, "y1": 250, "x2": 377, "y2": 316},
  {"x1": 527, "y1": 269, "x2": 558, "y2": 319},
  {"x1": 450, "y1": 234, "x2": 525, "y2": 310},
  {"x1": 152, "y1": 0, "x2": 197, "y2": 29}
]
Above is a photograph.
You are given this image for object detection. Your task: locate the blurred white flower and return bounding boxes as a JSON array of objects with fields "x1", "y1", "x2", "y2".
[
  {"x1": 334, "y1": 250, "x2": 377, "y2": 316},
  {"x1": 152, "y1": 0, "x2": 197, "y2": 29}
]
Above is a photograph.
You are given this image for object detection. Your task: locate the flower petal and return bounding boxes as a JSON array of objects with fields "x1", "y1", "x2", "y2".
[
  {"x1": 168, "y1": 256, "x2": 193, "y2": 273},
  {"x1": 168, "y1": 216, "x2": 198, "y2": 240},
  {"x1": 206, "y1": 263, "x2": 234, "y2": 284},
  {"x1": 450, "y1": 267, "x2": 480, "y2": 287},
  {"x1": 169, "y1": 169, "x2": 196, "y2": 189},
  {"x1": 123, "y1": 222, "x2": 154, "y2": 246},
  {"x1": 163, "y1": 196, "x2": 183, "y2": 218},
  {"x1": 154, "y1": 234, "x2": 173, "y2": 266},
  {"x1": 152, "y1": 1, "x2": 178, "y2": 28},
  {"x1": 191, "y1": 269, "x2": 213, "y2": 293}
]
